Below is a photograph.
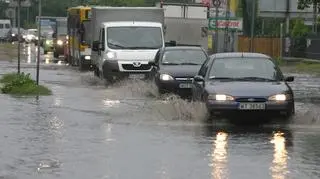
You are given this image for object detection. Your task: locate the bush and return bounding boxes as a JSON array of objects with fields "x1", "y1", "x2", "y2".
[{"x1": 0, "y1": 72, "x2": 52, "y2": 95}]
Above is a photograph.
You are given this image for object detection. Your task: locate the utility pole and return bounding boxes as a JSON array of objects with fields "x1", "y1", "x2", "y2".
[
  {"x1": 249, "y1": 0, "x2": 255, "y2": 52},
  {"x1": 36, "y1": 0, "x2": 41, "y2": 85},
  {"x1": 17, "y1": 0, "x2": 21, "y2": 73},
  {"x1": 212, "y1": 0, "x2": 221, "y2": 53},
  {"x1": 223, "y1": 0, "x2": 230, "y2": 52}
]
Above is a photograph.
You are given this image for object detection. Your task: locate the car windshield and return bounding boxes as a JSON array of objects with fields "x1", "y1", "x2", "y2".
[
  {"x1": 107, "y1": 27, "x2": 163, "y2": 49},
  {"x1": 208, "y1": 57, "x2": 283, "y2": 81},
  {"x1": 161, "y1": 49, "x2": 207, "y2": 65}
]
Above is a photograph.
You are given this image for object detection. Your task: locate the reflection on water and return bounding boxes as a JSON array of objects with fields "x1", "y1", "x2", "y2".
[
  {"x1": 210, "y1": 132, "x2": 228, "y2": 179},
  {"x1": 270, "y1": 132, "x2": 289, "y2": 179},
  {"x1": 27, "y1": 45, "x2": 31, "y2": 63}
]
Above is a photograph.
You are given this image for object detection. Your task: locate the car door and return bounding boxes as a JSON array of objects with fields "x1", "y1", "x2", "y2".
[
  {"x1": 152, "y1": 49, "x2": 162, "y2": 82},
  {"x1": 98, "y1": 28, "x2": 105, "y2": 71},
  {"x1": 192, "y1": 59, "x2": 211, "y2": 100}
]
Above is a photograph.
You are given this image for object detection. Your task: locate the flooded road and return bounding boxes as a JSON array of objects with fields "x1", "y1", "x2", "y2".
[{"x1": 0, "y1": 43, "x2": 320, "y2": 179}]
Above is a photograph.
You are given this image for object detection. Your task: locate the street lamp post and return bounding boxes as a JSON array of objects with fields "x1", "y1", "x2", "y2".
[
  {"x1": 36, "y1": 0, "x2": 41, "y2": 85},
  {"x1": 17, "y1": 0, "x2": 21, "y2": 73}
]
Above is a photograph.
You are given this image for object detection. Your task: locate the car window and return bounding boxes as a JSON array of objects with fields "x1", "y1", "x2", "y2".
[
  {"x1": 161, "y1": 49, "x2": 207, "y2": 65},
  {"x1": 154, "y1": 50, "x2": 161, "y2": 63},
  {"x1": 198, "y1": 58, "x2": 211, "y2": 76},
  {"x1": 208, "y1": 57, "x2": 283, "y2": 80}
]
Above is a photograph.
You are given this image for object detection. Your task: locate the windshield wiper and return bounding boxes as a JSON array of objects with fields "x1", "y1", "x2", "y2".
[
  {"x1": 209, "y1": 76, "x2": 237, "y2": 80},
  {"x1": 162, "y1": 62, "x2": 179, "y2": 65},
  {"x1": 237, "y1": 77, "x2": 276, "y2": 81},
  {"x1": 127, "y1": 46, "x2": 159, "y2": 49},
  {"x1": 107, "y1": 42, "x2": 126, "y2": 49},
  {"x1": 180, "y1": 62, "x2": 200, "y2": 65}
]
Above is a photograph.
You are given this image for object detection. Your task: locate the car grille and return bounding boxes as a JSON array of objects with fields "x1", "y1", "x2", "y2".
[
  {"x1": 122, "y1": 64, "x2": 152, "y2": 70},
  {"x1": 236, "y1": 98, "x2": 267, "y2": 102},
  {"x1": 175, "y1": 77, "x2": 193, "y2": 82}
]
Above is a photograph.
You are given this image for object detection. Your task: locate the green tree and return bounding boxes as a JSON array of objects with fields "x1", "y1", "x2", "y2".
[{"x1": 297, "y1": 0, "x2": 319, "y2": 9}]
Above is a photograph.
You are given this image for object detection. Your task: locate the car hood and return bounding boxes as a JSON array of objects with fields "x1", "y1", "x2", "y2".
[
  {"x1": 205, "y1": 81, "x2": 290, "y2": 97},
  {"x1": 159, "y1": 65, "x2": 201, "y2": 77}
]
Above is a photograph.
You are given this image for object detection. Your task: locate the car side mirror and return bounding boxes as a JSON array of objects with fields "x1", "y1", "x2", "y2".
[
  {"x1": 194, "y1": 75, "x2": 204, "y2": 82},
  {"x1": 92, "y1": 41, "x2": 99, "y2": 51},
  {"x1": 285, "y1": 76, "x2": 294, "y2": 82}
]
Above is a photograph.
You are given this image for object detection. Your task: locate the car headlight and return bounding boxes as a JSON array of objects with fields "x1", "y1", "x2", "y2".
[
  {"x1": 268, "y1": 94, "x2": 287, "y2": 101},
  {"x1": 11, "y1": 34, "x2": 15, "y2": 36},
  {"x1": 84, "y1": 55, "x2": 90, "y2": 60},
  {"x1": 160, "y1": 74, "x2": 174, "y2": 81},
  {"x1": 57, "y1": 40, "x2": 63, "y2": 45},
  {"x1": 105, "y1": 51, "x2": 116, "y2": 59},
  {"x1": 208, "y1": 94, "x2": 234, "y2": 101}
]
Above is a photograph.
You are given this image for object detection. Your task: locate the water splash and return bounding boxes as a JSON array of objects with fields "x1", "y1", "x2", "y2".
[{"x1": 151, "y1": 94, "x2": 208, "y2": 121}]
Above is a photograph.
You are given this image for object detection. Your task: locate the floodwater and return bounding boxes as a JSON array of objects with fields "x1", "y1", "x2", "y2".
[{"x1": 0, "y1": 43, "x2": 320, "y2": 179}]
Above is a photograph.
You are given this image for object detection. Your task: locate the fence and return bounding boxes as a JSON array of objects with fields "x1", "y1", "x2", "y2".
[{"x1": 237, "y1": 35, "x2": 281, "y2": 58}]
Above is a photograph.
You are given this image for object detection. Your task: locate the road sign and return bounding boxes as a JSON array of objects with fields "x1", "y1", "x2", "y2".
[
  {"x1": 208, "y1": 17, "x2": 243, "y2": 31},
  {"x1": 212, "y1": 0, "x2": 221, "y2": 8}
]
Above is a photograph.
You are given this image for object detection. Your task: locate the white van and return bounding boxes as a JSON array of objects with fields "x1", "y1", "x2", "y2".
[{"x1": 0, "y1": 19, "x2": 11, "y2": 40}]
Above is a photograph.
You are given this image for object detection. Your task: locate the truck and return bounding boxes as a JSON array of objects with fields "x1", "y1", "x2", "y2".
[
  {"x1": 52, "y1": 18, "x2": 67, "y2": 58},
  {"x1": 156, "y1": 2, "x2": 209, "y2": 51},
  {"x1": 90, "y1": 7, "x2": 165, "y2": 83},
  {"x1": 67, "y1": 6, "x2": 92, "y2": 70}
]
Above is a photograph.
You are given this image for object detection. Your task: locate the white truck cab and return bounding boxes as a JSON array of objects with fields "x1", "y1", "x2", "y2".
[{"x1": 92, "y1": 21, "x2": 165, "y2": 81}]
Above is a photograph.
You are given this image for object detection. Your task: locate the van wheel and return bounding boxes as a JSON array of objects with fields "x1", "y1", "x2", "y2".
[{"x1": 94, "y1": 67, "x2": 100, "y2": 77}]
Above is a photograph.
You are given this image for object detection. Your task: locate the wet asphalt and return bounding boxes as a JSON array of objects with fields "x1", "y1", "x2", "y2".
[{"x1": 0, "y1": 43, "x2": 320, "y2": 179}]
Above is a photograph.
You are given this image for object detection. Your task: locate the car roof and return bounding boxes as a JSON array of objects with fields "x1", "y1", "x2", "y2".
[
  {"x1": 164, "y1": 46, "x2": 204, "y2": 51},
  {"x1": 210, "y1": 52, "x2": 271, "y2": 59}
]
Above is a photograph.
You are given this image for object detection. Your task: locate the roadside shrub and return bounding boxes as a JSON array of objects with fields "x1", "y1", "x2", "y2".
[{"x1": 0, "y1": 72, "x2": 52, "y2": 95}]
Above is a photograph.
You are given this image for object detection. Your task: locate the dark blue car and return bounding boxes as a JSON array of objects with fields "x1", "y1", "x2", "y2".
[{"x1": 192, "y1": 52, "x2": 295, "y2": 120}]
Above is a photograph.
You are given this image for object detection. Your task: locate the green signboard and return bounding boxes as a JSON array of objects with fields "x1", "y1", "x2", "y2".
[{"x1": 208, "y1": 17, "x2": 243, "y2": 31}]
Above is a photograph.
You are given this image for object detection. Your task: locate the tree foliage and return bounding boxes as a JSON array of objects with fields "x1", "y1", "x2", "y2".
[{"x1": 297, "y1": 0, "x2": 319, "y2": 10}]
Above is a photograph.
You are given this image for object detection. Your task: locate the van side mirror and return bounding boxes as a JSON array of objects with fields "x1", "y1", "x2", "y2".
[
  {"x1": 285, "y1": 76, "x2": 294, "y2": 82},
  {"x1": 92, "y1": 41, "x2": 100, "y2": 51},
  {"x1": 194, "y1": 75, "x2": 204, "y2": 82},
  {"x1": 149, "y1": 61, "x2": 157, "y2": 66}
]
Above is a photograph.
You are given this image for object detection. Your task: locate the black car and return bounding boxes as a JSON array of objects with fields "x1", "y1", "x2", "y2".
[
  {"x1": 192, "y1": 52, "x2": 295, "y2": 120},
  {"x1": 149, "y1": 46, "x2": 209, "y2": 96},
  {"x1": 6, "y1": 28, "x2": 24, "y2": 42}
]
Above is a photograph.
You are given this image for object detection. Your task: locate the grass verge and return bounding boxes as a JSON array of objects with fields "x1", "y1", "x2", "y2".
[{"x1": 0, "y1": 72, "x2": 52, "y2": 96}]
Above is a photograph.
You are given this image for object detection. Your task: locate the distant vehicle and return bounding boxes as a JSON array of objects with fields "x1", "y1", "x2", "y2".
[
  {"x1": 43, "y1": 32, "x2": 54, "y2": 54},
  {"x1": 52, "y1": 18, "x2": 67, "y2": 58},
  {"x1": 67, "y1": 6, "x2": 91, "y2": 69},
  {"x1": 25, "y1": 29, "x2": 38, "y2": 43},
  {"x1": 6, "y1": 27, "x2": 25, "y2": 42},
  {"x1": 192, "y1": 52, "x2": 295, "y2": 120},
  {"x1": 0, "y1": 19, "x2": 11, "y2": 41},
  {"x1": 149, "y1": 46, "x2": 208, "y2": 97}
]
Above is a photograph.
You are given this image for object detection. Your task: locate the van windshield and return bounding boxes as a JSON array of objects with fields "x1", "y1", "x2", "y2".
[{"x1": 107, "y1": 26, "x2": 163, "y2": 49}]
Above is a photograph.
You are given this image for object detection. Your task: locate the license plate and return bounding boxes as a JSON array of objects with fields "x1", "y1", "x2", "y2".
[
  {"x1": 129, "y1": 74, "x2": 145, "y2": 79},
  {"x1": 238, "y1": 103, "x2": 266, "y2": 110},
  {"x1": 179, "y1": 83, "x2": 192, "y2": 88}
]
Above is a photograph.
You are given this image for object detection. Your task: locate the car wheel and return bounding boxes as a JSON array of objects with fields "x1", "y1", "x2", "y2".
[{"x1": 158, "y1": 88, "x2": 166, "y2": 95}]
